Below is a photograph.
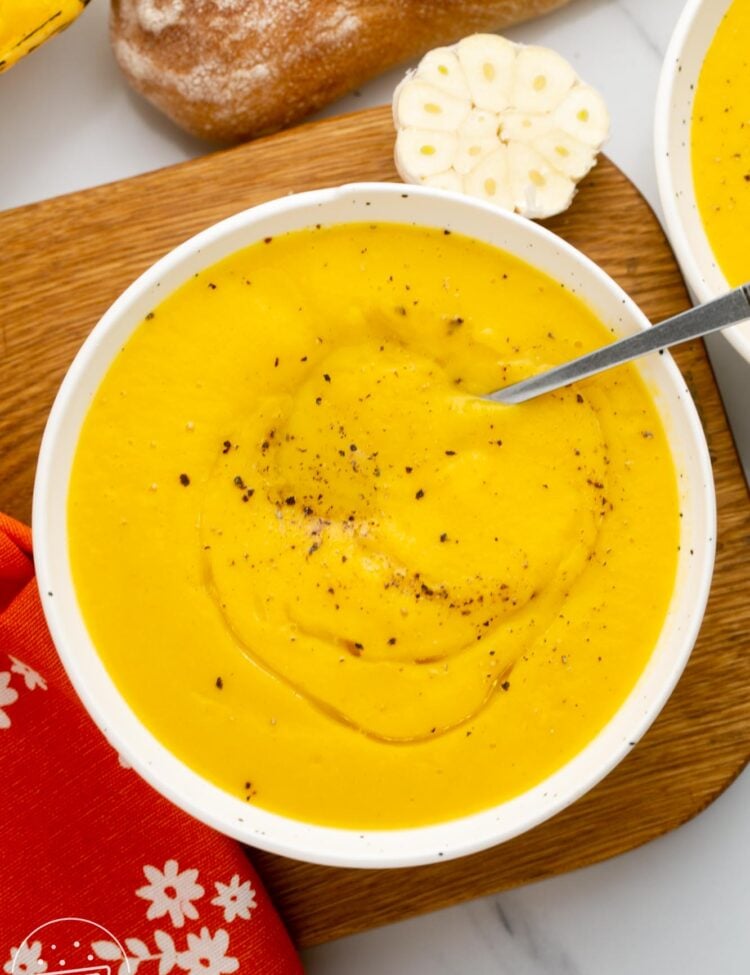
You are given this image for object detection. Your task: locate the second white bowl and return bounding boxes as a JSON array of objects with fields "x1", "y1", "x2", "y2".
[{"x1": 655, "y1": 0, "x2": 750, "y2": 362}]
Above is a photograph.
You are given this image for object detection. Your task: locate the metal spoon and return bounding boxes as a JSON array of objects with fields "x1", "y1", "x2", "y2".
[{"x1": 487, "y1": 284, "x2": 750, "y2": 405}]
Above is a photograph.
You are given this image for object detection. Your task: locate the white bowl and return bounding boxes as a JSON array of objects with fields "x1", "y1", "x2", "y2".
[
  {"x1": 655, "y1": 0, "x2": 750, "y2": 362},
  {"x1": 33, "y1": 183, "x2": 716, "y2": 868}
]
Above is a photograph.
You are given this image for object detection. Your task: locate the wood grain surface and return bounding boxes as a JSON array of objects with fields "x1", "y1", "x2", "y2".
[{"x1": 1, "y1": 106, "x2": 748, "y2": 948}]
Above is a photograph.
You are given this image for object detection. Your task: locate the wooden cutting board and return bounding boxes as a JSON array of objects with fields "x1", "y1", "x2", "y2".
[{"x1": 2, "y1": 106, "x2": 748, "y2": 948}]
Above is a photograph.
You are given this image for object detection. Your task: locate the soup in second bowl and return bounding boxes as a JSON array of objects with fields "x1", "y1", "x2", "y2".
[
  {"x1": 68, "y1": 222, "x2": 679, "y2": 829},
  {"x1": 692, "y1": 0, "x2": 750, "y2": 287}
]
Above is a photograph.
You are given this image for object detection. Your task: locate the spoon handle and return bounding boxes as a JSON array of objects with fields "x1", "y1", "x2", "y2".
[{"x1": 487, "y1": 283, "x2": 750, "y2": 405}]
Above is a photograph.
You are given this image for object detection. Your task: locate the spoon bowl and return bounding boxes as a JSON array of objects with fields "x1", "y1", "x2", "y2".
[{"x1": 489, "y1": 284, "x2": 750, "y2": 404}]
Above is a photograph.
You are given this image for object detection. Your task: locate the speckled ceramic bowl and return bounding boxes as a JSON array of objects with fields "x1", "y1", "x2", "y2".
[
  {"x1": 33, "y1": 183, "x2": 716, "y2": 868},
  {"x1": 655, "y1": 0, "x2": 750, "y2": 362}
]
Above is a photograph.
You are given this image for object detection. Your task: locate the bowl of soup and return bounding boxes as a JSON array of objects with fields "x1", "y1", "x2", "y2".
[
  {"x1": 655, "y1": 0, "x2": 750, "y2": 362},
  {"x1": 33, "y1": 182, "x2": 715, "y2": 867}
]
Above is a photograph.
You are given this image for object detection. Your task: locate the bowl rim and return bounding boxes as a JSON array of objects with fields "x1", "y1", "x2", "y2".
[
  {"x1": 654, "y1": 0, "x2": 750, "y2": 362},
  {"x1": 32, "y1": 181, "x2": 717, "y2": 868}
]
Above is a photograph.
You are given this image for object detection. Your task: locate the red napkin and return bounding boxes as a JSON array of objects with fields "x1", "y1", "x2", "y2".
[{"x1": 0, "y1": 513, "x2": 303, "y2": 974}]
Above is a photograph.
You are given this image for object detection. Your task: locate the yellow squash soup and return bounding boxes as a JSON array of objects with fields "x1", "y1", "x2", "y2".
[
  {"x1": 68, "y1": 223, "x2": 679, "y2": 829},
  {"x1": 692, "y1": 0, "x2": 750, "y2": 285}
]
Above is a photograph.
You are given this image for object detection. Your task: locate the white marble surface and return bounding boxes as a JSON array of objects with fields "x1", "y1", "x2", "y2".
[{"x1": 2, "y1": 0, "x2": 748, "y2": 971}]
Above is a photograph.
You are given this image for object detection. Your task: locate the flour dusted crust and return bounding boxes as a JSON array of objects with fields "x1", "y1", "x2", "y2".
[{"x1": 110, "y1": 0, "x2": 572, "y2": 143}]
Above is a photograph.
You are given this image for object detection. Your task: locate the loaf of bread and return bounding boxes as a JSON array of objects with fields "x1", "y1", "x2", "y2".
[{"x1": 111, "y1": 0, "x2": 572, "y2": 144}]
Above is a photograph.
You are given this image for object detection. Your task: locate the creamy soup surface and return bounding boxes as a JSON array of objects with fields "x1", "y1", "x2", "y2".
[
  {"x1": 69, "y1": 222, "x2": 679, "y2": 828},
  {"x1": 692, "y1": 0, "x2": 750, "y2": 285}
]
